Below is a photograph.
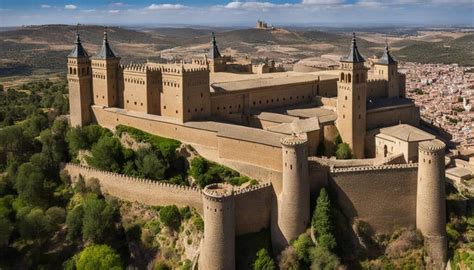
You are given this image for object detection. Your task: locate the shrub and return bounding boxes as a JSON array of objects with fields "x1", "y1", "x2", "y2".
[
  {"x1": 278, "y1": 246, "x2": 300, "y2": 270},
  {"x1": 159, "y1": 205, "x2": 181, "y2": 229},
  {"x1": 154, "y1": 261, "x2": 171, "y2": 270},
  {"x1": 193, "y1": 216, "x2": 204, "y2": 232},
  {"x1": 116, "y1": 125, "x2": 180, "y2": 160},
  {"x1": 309, "y1": 246, "x2": 340, "y2": 270},
  {"x1": 45, "y1": 206, "x2": 66, "y2": 226},
  {"x1": 253, "y1": 248, "x2": 275, "y2": 270},
  {"x1": 66, "y1": 205, "x2": 84, "y2": 241},
  {"x1": 335, "y1": 143, "x2": 352, "y2": 160},
  {"x1": 293, "y1": 234, "x2": 314, "y2": 264},
  {"x1": 75, "y1": 244, "x2": 122, "y2": 270}
]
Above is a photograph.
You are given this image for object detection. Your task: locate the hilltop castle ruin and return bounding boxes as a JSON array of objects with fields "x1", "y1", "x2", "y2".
[{"x1": 67, "y1": 30, "x2": 448, "y2": 269}]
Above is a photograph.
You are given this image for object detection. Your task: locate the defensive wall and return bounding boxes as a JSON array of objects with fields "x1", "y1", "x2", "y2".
[
  {"x1": 64, "y1": 163, "x2": 204, "y2": 212},
  {"x1": 91, "y1": 105, "x2": 283, "y2": 171},
  {"x1": 63, "y1": 163, "x2": 274, "y2": 236},
  {"x1": 328, "y1": 163, "x2": 419, "y2": 233},
  {"x1": 366, "y1": 102, "x2": 420, "y2": 130}
]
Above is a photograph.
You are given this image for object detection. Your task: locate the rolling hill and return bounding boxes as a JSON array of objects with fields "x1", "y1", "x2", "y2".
[{"x1": 0, "y1": 24, "x2": 472, "y2": 78}]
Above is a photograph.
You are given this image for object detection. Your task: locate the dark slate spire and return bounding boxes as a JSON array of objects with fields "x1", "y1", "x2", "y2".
[
  {"x1": 340, "y1": 33, "x2": 365, "y2": 63},
  {"x1": 95, "y1": 29, "x2": 117, "y2": 59},
  {"x1": 377, "y1": 43, "x2": 397, "y2": 65},
  {"x1": 68, "y1": 27, "x2": 88, "y2": 58},
  {"x1": 208, "y1": 32, "x2": 222, "y2": 59}
]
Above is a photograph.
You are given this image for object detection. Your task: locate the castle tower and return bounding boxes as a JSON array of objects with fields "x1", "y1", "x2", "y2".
[
  {"x1": 67, "y1": 30, "x2": 92, "y2": 127},
  {"x1": 336, "y1": 33, "x2": 368, "y2": 158},
  {"x1": 373, "y1": 44, "x2": 399, "y2": 98},
  {"x1": 199, "y1": 183, "x2": 235, "y2": 270},
  {"x1": 207, "y1": 32, "x2": 226, "y2": 72},
  {"x1": 91, "y1": 30, "x2": 121, "y2": 107},
  {"x1": 416, "y1": 139, "x2": 447, "y2": 268},
  {"x1": 273, "y1": 134, "x2": 310, "y2": 252}
]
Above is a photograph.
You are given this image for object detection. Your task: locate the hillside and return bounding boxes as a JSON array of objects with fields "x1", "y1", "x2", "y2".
[{"x1": 0, "y1": 25, "x2": 472, "y2": 78}]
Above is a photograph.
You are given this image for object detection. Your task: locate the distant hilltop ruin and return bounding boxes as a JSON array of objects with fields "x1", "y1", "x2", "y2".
[{"x1": 256, "y1": 19, "x2": 274, "y2": 30}]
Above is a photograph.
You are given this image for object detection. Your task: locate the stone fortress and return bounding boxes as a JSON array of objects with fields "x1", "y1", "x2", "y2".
[{"x1": 67, "y1": 29, "x2": 449, "y2": 269}]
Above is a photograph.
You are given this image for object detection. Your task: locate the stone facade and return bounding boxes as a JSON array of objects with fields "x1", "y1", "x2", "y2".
[{"x1": 67, "y1": 30, "x2": 447, "y2": 268}]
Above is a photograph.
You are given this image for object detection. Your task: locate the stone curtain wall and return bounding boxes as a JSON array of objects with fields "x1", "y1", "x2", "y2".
[
  {"x1": 64, "y1": 163, "x2": 204, "y2": 213},
  {"x1": 329, "y1": 163, "x2": 419, "y2": 233},
  {"x1": 234, "y1": 182, "x2": 273, "y2": 235}
]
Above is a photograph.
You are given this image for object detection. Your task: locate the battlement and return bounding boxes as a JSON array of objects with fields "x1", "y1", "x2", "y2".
[
  {"x1": 331, "y1": 162, "x2": 419, "y2": 173},
  {"x1": 280, "y1": 134, "x2": 307, "y2": 146},
  {"x1": 419, "y1": 139, "x2": 445, "y2": 154},
  {"x1": 234, "y1": 182, "x2": 272, "y2": 195},
  {"x1": 64, "y1": 163, "x2": 201, "y2": 192},
  {"x1": 147, "y1": 63, "x2": 208, "y2": 75},
  {"x1": 203, "y1": 183, "x2": 234, "y2": 201}
]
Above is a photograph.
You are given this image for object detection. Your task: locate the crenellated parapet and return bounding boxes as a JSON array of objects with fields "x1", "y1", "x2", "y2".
[
  {"x1": 330, "y1": 162, "x2": 419, "y2": 174},
  {"x1": 234, "y1": 181, "x2": 272, "y2": 196}
]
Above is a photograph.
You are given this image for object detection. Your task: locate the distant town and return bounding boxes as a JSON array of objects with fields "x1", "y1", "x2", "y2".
[{"x1": 403, "y1": 63, "x2": 474, "y2": 148}]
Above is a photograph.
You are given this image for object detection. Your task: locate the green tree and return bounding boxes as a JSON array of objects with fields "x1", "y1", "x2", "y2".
[
  {"x1": 66, "y1": 205, "x2": 84, "y2": 241},
  {"x1": 253, "y1": 248, "x2": 275, "y2": 270},
  {"x1": 15, "y1": 162, "x2": 47, "y2": 207},
  {"x1": 135, "y1": 148, "x2": 168, "y2": 180},
  {"x1": 159, "y1": 205, "x2": 181, "y2": 230},
  {"x1": 75, "y1": 244, "x2": 122, "y2": 270},
  {"x1": 85, "y1": 136, "x2": 124, "y2": 172},
  {"x1": 82, "y1": 194, "x2": 115, "y2": 243},
  {"x1": 293, "y1": 234, "x2": 314, "y2": 264},
  {"x1": 312, "y1": 188, "x2": 336, "y2": 251},
  {"x1": 334, "y1": 134, "x2": 342, "y2": 146},
  {"x1": 335, "y1": 143, "x2": 352, "y2": 160},
  {"x1": 0, "y1": 217, "x2": 13, "y2": 246},
  {"x1": 17, "y1": 208, "x2": 53, "y2": 243},
  {"x1": 309, "y1": 246, "x2": 340, "y2": 270}
]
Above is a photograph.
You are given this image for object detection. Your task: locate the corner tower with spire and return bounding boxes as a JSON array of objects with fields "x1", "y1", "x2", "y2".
[
  {"x1": 91, "y1": 28, "x2": 121, "y2": 107},
  {"x1": 373, "y1": 43, "x2": 399, "y2": 98},
  {"x1": 207, "y1": 32, "x2": 226, "y2": 72},
  {"x1": 336, "y1": 33, "x2": 368, "y2": 158},
  {"x1": 67, "y1": 27, "x2": 92, "y2": 126}
]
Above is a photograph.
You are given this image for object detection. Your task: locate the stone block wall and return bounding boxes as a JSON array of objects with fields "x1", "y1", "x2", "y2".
[
  {"x1": 329, "y1": 163, "x2": 419, "y2": 233},
  {"x1": 63, "y1": 163, "x2": 204, "y2": 213},
  {"x1": 234, "y1": 183, "x2": 273, "y2": 235}
]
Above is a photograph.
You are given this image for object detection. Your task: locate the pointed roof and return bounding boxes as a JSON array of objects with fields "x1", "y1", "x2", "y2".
[
  {"x1": 68, "y1": 30, "x2": 88, "y2": 58},
  {"x1": 377, "y1": 44, "x2": 397, "y2": 65},
  {"x1": 340, "y1": 33, "x2": 365, "y2": 63},
  {"x1": 208, "y1": 32, "x2": 222, "y2": 59},
  {"x1": 94, "y1": 29, "x2": 117, "y2": 59}
]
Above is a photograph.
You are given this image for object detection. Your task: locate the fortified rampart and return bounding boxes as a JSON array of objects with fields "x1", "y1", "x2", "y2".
[
  {"x1": 64, "y1": 163, "x2": 204, "y2": 212},
  {"x1": 329, "y1": 163, "x2": 419, "y2": 232}
]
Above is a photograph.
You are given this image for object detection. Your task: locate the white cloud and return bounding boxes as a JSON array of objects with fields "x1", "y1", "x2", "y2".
[
  {"x1": 111, "y1": 2, "x2": 126, "y2": 7},
  {"x1": 219, "y1": 1, "x2": 294, "y2": 10},
  {"x1": 109, "y1": 10, "x2": 120, "y2": 14},
  {"x1": 41, "y1": 4, "x2": 51, "y2": 8},
  {"x1": 302, "y1": 0, "x2": 344, "y2": 4},
  {"x1": 64, "y1": 4, "x2": 77, "y2": 10},
  {"x1": 146, "y1": 4, "x2": 187, "y2": 10}
]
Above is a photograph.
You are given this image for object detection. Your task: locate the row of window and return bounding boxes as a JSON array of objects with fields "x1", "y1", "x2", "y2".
[
  {"x1": 340, "y1": 72, "x2": 366, "y2": 84},
  {"x1": 126, "y1": 100, "x2": 144, "y2": 107},
  {"x1": 187, "y1": 108, "x2": 204, "y2": 113},
  {"x1": 125, "y1": 78, "x2": 145, "y2": 85},
  {"x1": 163, "y1": 81, "x2": 180, "y2": 88},
  {"x1": 69, "y1": 67, "x2": 90, "y2": 76},
  {"x1": 252, "y1": 95, "x2": 311, "y2": 106}
]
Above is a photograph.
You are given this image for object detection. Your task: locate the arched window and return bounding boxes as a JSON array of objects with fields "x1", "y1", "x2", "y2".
[
  {"x1": 340, "y1": 73, "x2": 344, "y2": 82},
  {"x1": 348, "y1": 74, "x2": 351, "y2": 83},
  {"x1": 73, "y1": 68, "x2": 76, "y2": 75},
  {"x1": 69, "y1": 67, "x2": 72, "y2": 74}
]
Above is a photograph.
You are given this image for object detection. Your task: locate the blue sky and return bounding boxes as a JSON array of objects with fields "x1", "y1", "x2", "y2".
[{"x1": 0, "y1": 1, "x2": 472, "y2": 27}]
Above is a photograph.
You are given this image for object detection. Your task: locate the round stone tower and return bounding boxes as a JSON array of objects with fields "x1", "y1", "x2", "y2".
[
  {"x1": 273, "y1": 134, "x2": 310, "y2": 252},
  {"x1": 199, "y1": 183, "x2": 235, "y2": 270},
  {"x1": 416, "y1": 139, "x2": 447, "y2": 268}
]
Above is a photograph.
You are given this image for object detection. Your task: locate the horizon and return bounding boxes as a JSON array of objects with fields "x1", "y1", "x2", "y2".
[{"x1": 0, "y1": 1, "x2": 473, "y2": 27}]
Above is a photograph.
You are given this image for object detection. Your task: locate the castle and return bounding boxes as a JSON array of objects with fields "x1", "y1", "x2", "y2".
[{"x1": 67, "y1": 30, "x2": 448, "y2": 269}]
